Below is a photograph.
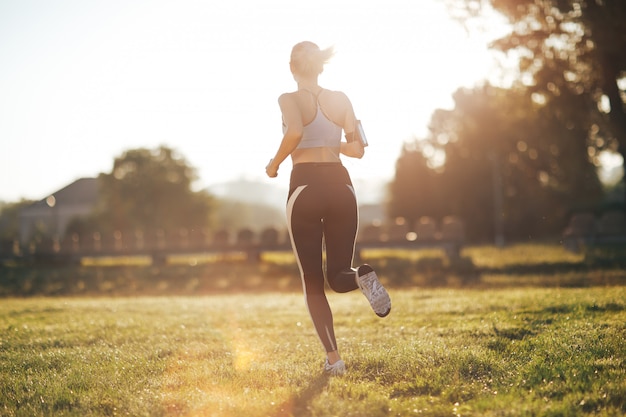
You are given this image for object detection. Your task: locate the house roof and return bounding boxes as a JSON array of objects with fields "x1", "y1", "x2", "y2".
[{"x1": 29, "y1": 178, "x2": 99, "y2": 208}]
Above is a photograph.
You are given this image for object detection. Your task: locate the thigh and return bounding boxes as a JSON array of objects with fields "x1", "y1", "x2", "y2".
[
  {"x1": 323, "y1": 184, "x2": 358, "y2": 275},
  {"x1": 287, "y1": 185, "x2": 325, "y2": 292}
]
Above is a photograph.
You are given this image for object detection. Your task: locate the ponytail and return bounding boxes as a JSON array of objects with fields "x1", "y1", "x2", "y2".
[{"x1": 290, "y1": 41, "x2": 335, "y2": 77}]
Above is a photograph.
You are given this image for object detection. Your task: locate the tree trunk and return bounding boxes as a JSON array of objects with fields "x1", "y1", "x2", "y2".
[
  {"x1": 585, "y1": 0, "x2": 626, "y2": 205},
  {"x1": 600, "y1": 55, "x2": 626, "y2": 205}
]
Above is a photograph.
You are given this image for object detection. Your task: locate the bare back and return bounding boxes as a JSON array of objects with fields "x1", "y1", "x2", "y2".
[{"x1": 284, "y1": 89, "x2": 357, "y2": 164}]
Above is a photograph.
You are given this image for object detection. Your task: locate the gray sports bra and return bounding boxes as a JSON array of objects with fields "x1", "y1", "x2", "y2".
[{"x1": 283, "y1": 89, "x2": 342, "y2": 149}]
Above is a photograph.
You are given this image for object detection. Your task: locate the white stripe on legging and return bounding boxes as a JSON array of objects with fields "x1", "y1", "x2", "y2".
[
  {"x1": 286, "y1": 184, "x2": 336, "y2": 352},
  {"x1": 286, "y1": 185, "x2": 308, "y2": 283}
]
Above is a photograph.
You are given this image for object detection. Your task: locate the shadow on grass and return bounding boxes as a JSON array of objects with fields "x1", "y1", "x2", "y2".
[
  {"x1": 2, "y1": 256, "x2": 626, "y2": 297},
  {"x1": 276, "y1": 373, "x2": 329, "y2": 417}
]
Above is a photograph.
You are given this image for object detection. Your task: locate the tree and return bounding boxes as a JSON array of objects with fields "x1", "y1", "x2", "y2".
[
  {"x1": 0, "y1": 200, "x2": 34, "y2": 241},
  {"x1": 449, "y1": 0, "x2": 626, "y2": 201},
  {"x1": 388, "y1": 142, "x2": 442, "y2": 230},
  {"x1": 91, "y1": 146, "x2": 215, "y2": 234},
  {"x1": 431, "y1": 84, "x2": 549, "y2": 242},
  {"x1": 389, "y1": 83, "x2": 603, "y2": 242}
]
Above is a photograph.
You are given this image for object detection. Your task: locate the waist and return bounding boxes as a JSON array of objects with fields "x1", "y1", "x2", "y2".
[
  {"x1": 289, "y1": 162, "x2": 352, "y2": 188},
  {"x1": 291, "y1": 147, "x2": 340, "y2": 164}
]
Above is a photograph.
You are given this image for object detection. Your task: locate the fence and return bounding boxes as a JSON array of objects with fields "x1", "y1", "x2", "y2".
[
  {"x1": 1, "y1": 217, "x2": 465, "y2": 264},
  {"x1": 562, "y1": 210, "x2": 626, "y2": 252}
]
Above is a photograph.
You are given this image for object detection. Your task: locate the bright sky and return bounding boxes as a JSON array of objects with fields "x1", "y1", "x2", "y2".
[{"x1": 0, "y1": 0, "x2": 508, "y2": 203}]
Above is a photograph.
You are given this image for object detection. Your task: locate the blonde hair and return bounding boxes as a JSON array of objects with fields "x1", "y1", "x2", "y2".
[{"x1": 290, "y1": 41, "x2": 335, "y2": 77}]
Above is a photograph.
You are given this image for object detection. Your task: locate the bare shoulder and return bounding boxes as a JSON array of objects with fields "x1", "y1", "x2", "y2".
[
  {"x1": 323, "y1": 89, "x2": 350, "y2": 102},
  {"x1": 278, "y1": 91, "x2": 297, "y2": 103},
  {"x1": 323, "y1": 89, "x2": 354, "y2": 120},
  {"x1": 321, "y1": 89, "x2": 352, "y2": 112},
  {"x1": 278, "y1": 92, "x2": 300, "y2": 110}
]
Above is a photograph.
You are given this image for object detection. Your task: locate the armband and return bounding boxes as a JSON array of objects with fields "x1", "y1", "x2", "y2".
[{"x1": 344, "y1": 120, "x2": 368, "y2": 147}]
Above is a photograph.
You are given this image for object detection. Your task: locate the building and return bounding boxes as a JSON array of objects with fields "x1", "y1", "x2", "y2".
[{"x1": 19, "y1": 178, "x2": 99, "y2": 244}]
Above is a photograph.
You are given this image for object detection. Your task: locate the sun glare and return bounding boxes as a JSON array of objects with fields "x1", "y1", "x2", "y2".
[
  {"x1": 0, "y1": 0, "x2": 511, "y2": 202},
  {"x1": 317, "y1": 2, "x2": 509, "y2": 182}
]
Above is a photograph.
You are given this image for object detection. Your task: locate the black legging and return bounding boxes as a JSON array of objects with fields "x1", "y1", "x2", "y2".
[{"x1": 286, "y1": 163, "x2": 360, "y2": 353}]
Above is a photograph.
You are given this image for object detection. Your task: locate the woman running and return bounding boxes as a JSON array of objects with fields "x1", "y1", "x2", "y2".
[{"x1": 265, "y1": 41, "x2": 391, "y2": 376}]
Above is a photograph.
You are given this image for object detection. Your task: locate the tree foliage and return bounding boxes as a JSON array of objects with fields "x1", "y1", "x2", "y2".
[
  {"x1": 80, "y1": 146, "x2": 215, "y2": 234},
  {"x1": 389, "y1": 84, "x2": 603, "y2": 242},
  {"x1": 388, "y1": 144, "x2": 441, "y2": 230},
  {"x1": 0, "y1": 200, "x2": 34, "y2": 241},
  {"x1": 452, "y1": 0, "x2": 626, "y2": 179},
  {"x1": 389, "y1": 0, "x2": 625, "y2": 242}
]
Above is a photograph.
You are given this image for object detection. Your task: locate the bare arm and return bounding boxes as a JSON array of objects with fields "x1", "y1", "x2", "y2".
[
  {"x1": 340, "y1": 139, "x2": 364, "y2": 159},
  {"x1": 266, "y1": 94, "x2": 303, "y2": 178},
  {"x1": 338, "y1": 92, "x2": 365, "y2": 159}
]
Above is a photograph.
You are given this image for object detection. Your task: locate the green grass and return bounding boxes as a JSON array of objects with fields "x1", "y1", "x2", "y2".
[
  {"x1": 463, "y1": 243, "x2": 585, "y2": 268},
  {"x1": 4, "y1": 243, "x2": 626, "y2": 297},
  {"x1": 1, "y1": 287, "x2": 625, "y2": 416}
]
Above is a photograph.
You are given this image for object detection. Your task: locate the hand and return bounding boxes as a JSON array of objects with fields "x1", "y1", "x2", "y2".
[
  {"x1": 265, "y1": 159, "x2": 278, "y2": 178},
  {"x1": 340, "y1": 141, "x2": 365, "y2": 159}
]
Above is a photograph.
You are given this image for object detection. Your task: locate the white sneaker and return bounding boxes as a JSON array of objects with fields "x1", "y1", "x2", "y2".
[
  {"x1": 324, "y1": 358, "x2": 346, "y2": 376},
  {"x1": 356, "y1": 265, "x2": 391, "y2": 317}
]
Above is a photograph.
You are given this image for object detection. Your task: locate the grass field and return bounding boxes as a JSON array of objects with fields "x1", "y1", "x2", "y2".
[
  {"x1": 4, "y1": 243, "x2": 626, "y2": 298},
  {"x1": 1, "y1": 286, "x2": 625, "y2": 416}
]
